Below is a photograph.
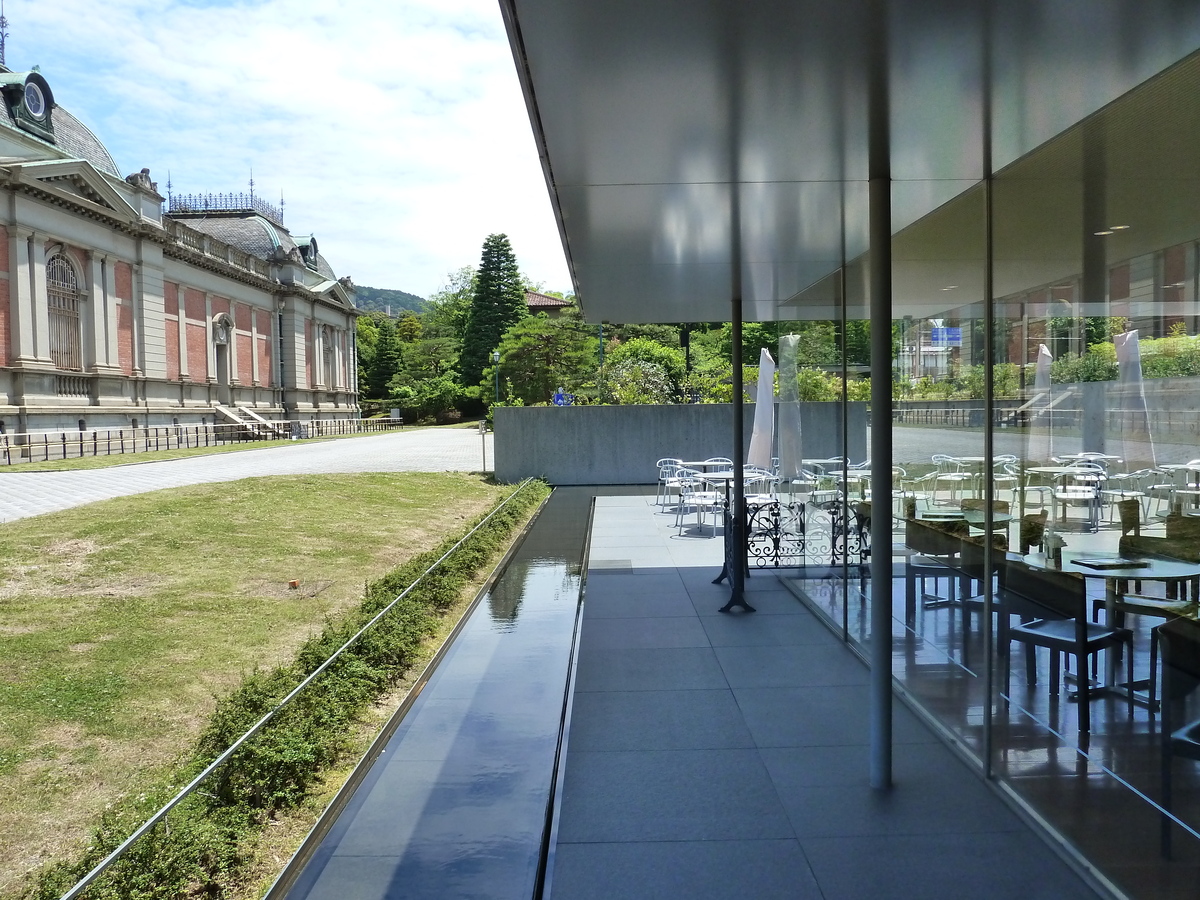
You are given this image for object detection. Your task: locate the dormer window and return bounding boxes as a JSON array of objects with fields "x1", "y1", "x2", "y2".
[
  {"x1": 24, "y1": 81, "x2": 45, "y2": 118},
  {"x1": 1, "y1": 72, "x2": 56, "y2": 142}
]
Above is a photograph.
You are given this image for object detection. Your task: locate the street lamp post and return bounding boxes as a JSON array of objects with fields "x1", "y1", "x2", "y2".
[{"x1": 492, "y1": 350, "x2": 501, "y2": 403}]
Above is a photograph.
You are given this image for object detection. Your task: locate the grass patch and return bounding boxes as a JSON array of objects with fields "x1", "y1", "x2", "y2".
[{"x1": 0, "y1": 473, "x2": 534, "y2": 894}]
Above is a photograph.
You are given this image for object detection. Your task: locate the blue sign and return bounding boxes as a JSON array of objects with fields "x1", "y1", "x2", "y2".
[
  {"x1": 552, "y1": 390, "x2": 574, "y2": 406},
  {"x1": 930, "y1": 327, "x2": 962, "y2": 347}
]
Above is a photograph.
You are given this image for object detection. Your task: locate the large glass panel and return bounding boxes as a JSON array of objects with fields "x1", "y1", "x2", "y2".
[{"x1": 984, "y1": 52, "x2": 1200, "y2": 898}]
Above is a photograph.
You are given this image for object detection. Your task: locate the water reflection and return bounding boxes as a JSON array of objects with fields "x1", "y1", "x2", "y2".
[{"x1": 487, "y1": 559, "x2": 582, "y2": 630}]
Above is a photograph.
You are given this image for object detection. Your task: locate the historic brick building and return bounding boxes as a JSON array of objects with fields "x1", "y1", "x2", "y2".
[{"x1": 0, "y1": 66, "x2": 359, "y2": 434}]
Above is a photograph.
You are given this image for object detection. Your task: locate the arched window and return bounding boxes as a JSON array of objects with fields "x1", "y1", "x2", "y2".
[{"x1": 47, "y1": 254, "x2": 82, "y2": 370}]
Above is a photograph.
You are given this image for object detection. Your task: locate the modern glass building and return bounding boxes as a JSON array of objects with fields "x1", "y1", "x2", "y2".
[{"x1": 500, "y1": 2, "x2": 1200, "y2": 895}]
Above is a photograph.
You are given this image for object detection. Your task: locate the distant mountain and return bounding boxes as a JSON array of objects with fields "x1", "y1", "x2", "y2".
[{"x1": 353, "y1": 285, "x2": 427, "y2": 315}]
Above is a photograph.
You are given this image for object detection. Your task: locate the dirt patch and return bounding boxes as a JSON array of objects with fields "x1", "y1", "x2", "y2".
[
  {"x1": 247, "y1": 579, "x2": 338, "y2": 601},
  {"x1": 67, "y1": 643, "x2": 98, "y2": 653},
  {"x1": 0, "y1": 624, "x2": 39, "y2": 635}
]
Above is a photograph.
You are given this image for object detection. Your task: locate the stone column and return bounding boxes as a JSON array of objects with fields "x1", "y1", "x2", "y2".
[
  {"x1": 134, "y1": 239, "x2": 166, "y2": 379},
  {"x1": 228, "y1": 301, "x2": 240, "y2": 385},
  {"x1": 8, "y1": 226, "x2": 35, "y2": 364},
  {"x1": 30, "y1": 233, "x2": 51, "y2": 362},
  {"x1": 82, "y1": 250, "x2": 100, "y2": 370},
  {"x1": 205, "y1": 293, "x2": 215, "y2": 382},
  {"x1": 103, "y1": 257, "x2": 118, "y2": 370}
]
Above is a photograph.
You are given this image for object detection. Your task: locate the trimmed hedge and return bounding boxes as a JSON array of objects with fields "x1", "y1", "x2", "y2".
[{"x1": 18, "y1": 479, "x2": 550, "y2": 900}]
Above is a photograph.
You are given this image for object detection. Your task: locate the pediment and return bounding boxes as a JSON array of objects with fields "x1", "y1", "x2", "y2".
[
  {"x1": 5, "y1": 159, "x2": 139, "y2": 222},
  {"x1": 310, "y1": 277, "x2": 357, "y2": 312}
]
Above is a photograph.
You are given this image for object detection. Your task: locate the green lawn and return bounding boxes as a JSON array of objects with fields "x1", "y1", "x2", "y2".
[{"x1": 0, "y1": 472, "x2": 509, "y2": 892}]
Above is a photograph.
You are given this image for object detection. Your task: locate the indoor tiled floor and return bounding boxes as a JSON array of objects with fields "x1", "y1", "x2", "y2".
[
  {"x1": 548, "y1": 489, "x2": 1100, "y2": 900},
  {"x1": 787, "y1": 506, "x2": 1200, "y2": 900}
]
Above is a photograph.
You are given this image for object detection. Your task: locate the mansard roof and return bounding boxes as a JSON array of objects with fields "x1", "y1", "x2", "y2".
[
  {"x1": 179, "y1": 213, "x2": 300, "y2": 260},
  {"x1": 0, "y1": 68, "x2": 120, "y2": 176}
]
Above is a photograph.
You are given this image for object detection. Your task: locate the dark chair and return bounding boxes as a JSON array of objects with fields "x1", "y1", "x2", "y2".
[
  {"x1": 1019, "y1": 510, "x2": 1048, "y2": 555},
  {"x1": 1118, "y1": 498, "x2": 1141, "y2": 538},
  {"x1": 1166, "y1": 512, "x2": 1200, "y2": 543},
  {"x1": 1104, "y1": 535, "x2": 1200, "y2": 710},
  {"x1": 904, "y1": 517, "x2": 968, "y2": 624},
  {"x1": 999, "y1": 558, "x2": 1134, "y2": 733},
  {"x1": 1159, "y1": 617, "x2": 1200, "y2": 857},
  {"x1": 954, "y1": 532, "x2": 1010, "y2": 668}
]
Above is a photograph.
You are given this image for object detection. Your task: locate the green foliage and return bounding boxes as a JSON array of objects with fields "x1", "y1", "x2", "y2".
[
  {"x1": 487, "y1": 309, "x2": 597, "y2": 406},
  {"x1": 351, "y1": 285, "x2": 426, "y2": 316},
  {"x1": 460, "y1": 235, "x2": 528, "y2": 387},
  {"x1": 20, "y1": 482, "x2": 551, "y2": 900},
  {"x1": 605, "y1": 337, "x2": 686, "y2": 388},
  {"x1": 423, "y1": 266, "x2": 476, "y2": 342},
  {"x1": 608, "y1": 322, "x2": 680, "y2": 345},
  {"x1": 602, "y1": 359, "x2": 676, "y2": 404},
  {"x1": 795, "y1": 367, "x2": 838, "y2": 401},
  {"x1": 365, "y1": 317, "x2": 401, "y2": 399},
  {"x1": 389, "y1": 372, "x2": 465, "y2": 421}
]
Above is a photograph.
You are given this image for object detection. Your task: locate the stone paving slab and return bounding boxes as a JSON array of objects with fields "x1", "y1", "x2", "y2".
[{"x1": 0, "y1": 428, "x2": 493, "y2": 523}]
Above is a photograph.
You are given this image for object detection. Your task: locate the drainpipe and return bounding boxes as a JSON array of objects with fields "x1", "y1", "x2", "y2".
[{"x1": 868, "y1": 0, "x2": 893, "y2": 791}]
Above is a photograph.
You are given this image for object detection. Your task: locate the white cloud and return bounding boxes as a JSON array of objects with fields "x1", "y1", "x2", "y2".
[{"x1": 5, "y1": 0, "x2": 571, "y2": 297}]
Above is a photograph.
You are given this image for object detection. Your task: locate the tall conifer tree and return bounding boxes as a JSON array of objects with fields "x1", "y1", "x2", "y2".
[{"x1": 459, "y1": 234, "x2": 527, "y2": 387}]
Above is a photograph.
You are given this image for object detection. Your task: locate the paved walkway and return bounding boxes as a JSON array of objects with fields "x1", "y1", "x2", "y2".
[
  {"x1": 0, "y1": 428, "x2": 493, "y2": 523},
  {"x1": 548, "y1": 489, "x2": 1102, "y2": 900}
]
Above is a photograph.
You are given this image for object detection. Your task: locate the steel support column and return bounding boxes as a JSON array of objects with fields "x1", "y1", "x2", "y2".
[{"x1": 867, "y1": 0, "x2": 892, "y2": 790}]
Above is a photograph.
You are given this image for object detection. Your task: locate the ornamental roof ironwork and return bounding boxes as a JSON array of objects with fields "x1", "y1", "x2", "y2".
[{"x1": 169, "y1": 192, "x2": 284, "y2": 227}]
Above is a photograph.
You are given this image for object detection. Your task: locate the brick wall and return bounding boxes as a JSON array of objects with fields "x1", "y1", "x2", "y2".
[
  {"x1": 184, "y1": 288, "x2": 206, "y2": 321},
  {"x1": 237, "y1": 332, "x2": 252, "y2": 383},
  {"x1": 187, "y1": 322, "x2": 208, "y2": 378},
  {"x1": 163, "y1": 281, "x2": 180, "y2": 381},
  {"x1": 117, "y1": 302, "x2": 133, "y2": 375}
]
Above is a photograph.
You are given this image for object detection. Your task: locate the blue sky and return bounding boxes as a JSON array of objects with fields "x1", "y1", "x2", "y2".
[{"x1": 5, "y1": 0, "x2": 572, "y2": 298}]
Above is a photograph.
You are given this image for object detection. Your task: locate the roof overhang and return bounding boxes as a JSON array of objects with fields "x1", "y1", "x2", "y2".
[
  {"x1": 500, "y1": 0, "x2": 1200, "y2": 323},
  {"x1": 4, "y1": 157, "x2": 141, "y2": 225}
]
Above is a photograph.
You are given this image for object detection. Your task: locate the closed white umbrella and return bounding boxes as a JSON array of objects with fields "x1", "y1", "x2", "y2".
[
  {"x1": 1114, "y1": 330, "x2": 1156, "y2": 469},
  {"x1": 777, "y1": 335, "x2": 802, "y2": 482},
  {"x1": 747, "y1": 348, "x2": 775, "y2": 469},
  {"x1": 1026, "y1": 343, "x2": 1054, "y2": 464}
]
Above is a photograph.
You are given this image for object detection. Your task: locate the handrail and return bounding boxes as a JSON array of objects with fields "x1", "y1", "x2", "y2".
[
  {"x1": 57, "y1": 478, "x2": 536, "y2": 900},
  {"x1": 0, "y1": 418, "x2": 402, "y2": 466}
]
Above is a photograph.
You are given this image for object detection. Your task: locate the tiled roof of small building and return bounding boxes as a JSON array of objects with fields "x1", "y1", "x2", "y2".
[{"x1": 526, "y1": 290, "x2": 570, "y2": 309}]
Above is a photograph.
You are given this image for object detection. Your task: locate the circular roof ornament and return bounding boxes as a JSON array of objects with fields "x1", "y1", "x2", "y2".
[{"x1": 24, "y1": 81, "x2": 45, "y2": 119}]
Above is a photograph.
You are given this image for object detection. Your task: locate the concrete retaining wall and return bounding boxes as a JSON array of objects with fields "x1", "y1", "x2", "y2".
[{"x1": 494, "y1": 402, "x2": 867, "y2": 485}]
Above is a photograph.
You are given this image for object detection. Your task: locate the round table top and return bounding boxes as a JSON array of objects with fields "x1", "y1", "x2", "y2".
[
  {"x1": 1024, "y1": 551, "x2": 1200, "y2": 581},
  {"x1": 1025, "y1": 466, "x2": 1093, "y2": 476},
  {"x1": 963, "y1": 509, "x2": 1014, "y2": 527}
]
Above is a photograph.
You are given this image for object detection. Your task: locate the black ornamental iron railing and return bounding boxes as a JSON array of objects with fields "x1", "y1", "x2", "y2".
[
  {"x1": 721, "y1": 497, "x2": 871, "y2": 572},
  {"x1": 169, "y1": 192, "x2": 284, "y2": 227}
]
